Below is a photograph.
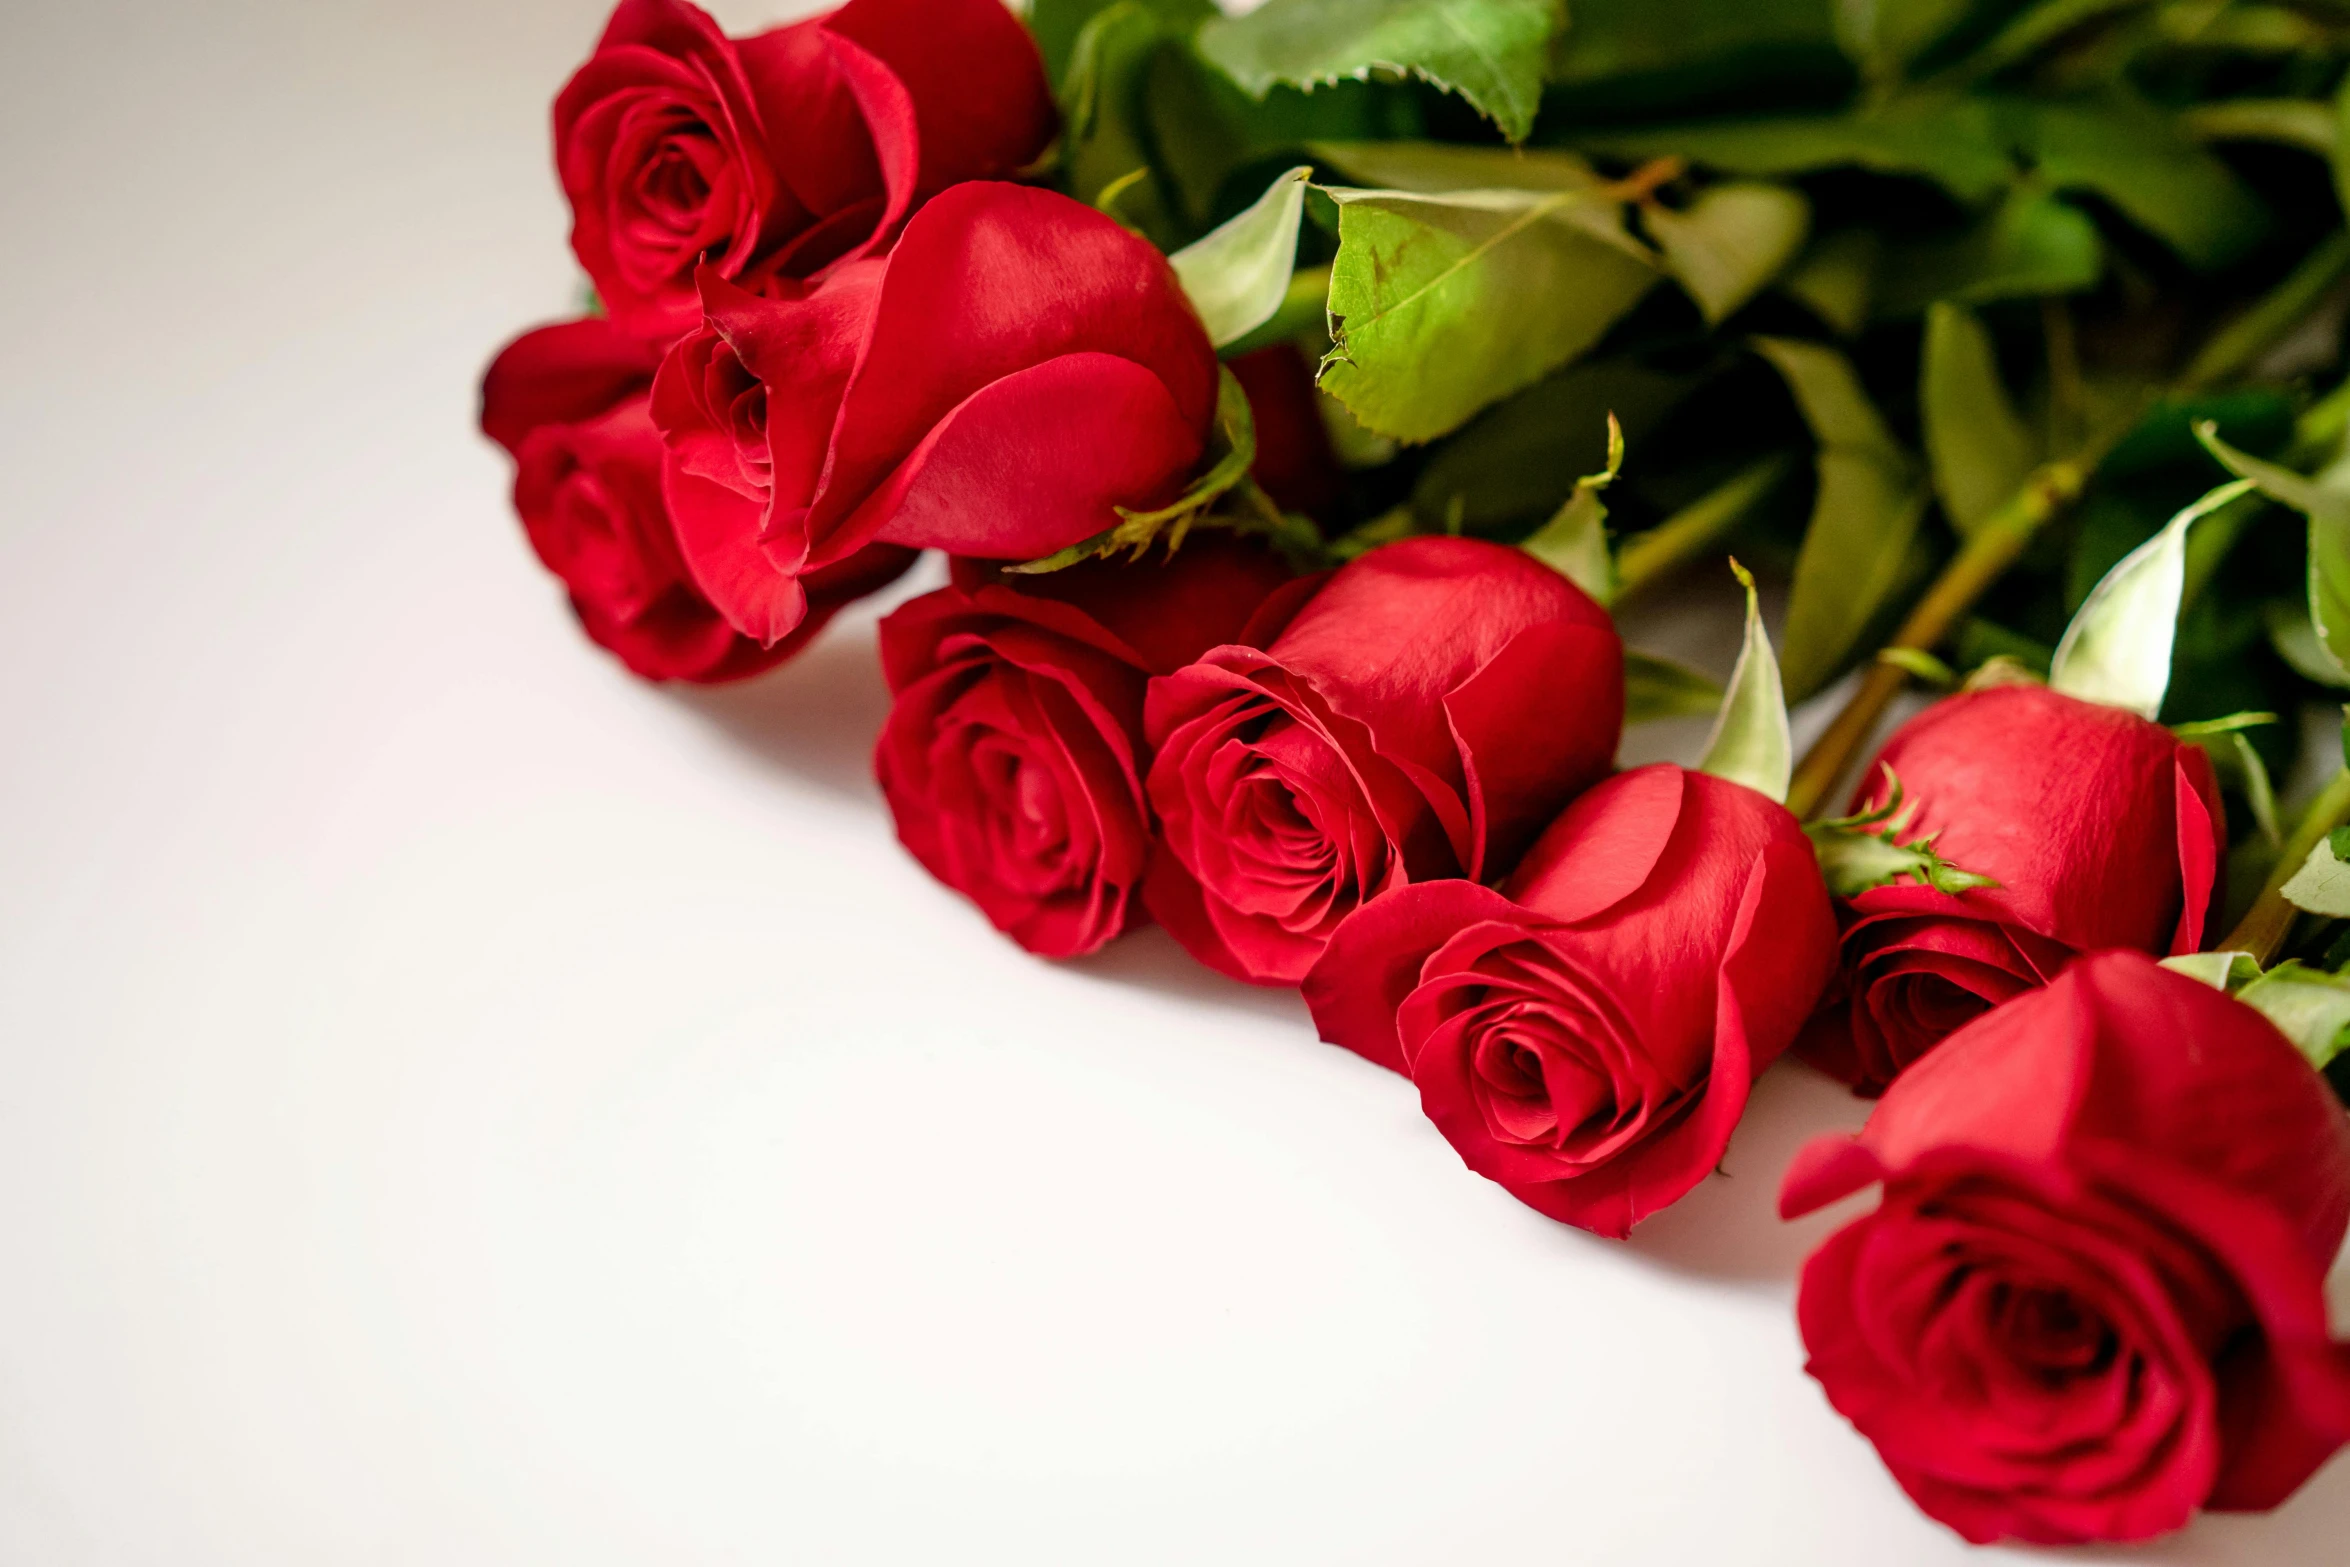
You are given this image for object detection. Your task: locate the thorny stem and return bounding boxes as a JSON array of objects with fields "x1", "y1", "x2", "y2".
[{"x1": 1782, "y1": 230, "x2": 2350, "y2": 820}]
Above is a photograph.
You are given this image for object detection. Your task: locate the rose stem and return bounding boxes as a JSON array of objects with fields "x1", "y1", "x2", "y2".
[
  {"x1": 2223, "y1": 766, "x2": 2350, "y2": 965},
  {"x1": 1782, "y1": 230, "x2": 2350, "y2": 821}
]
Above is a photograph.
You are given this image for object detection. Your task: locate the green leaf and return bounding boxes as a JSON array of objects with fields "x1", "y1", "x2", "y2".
[
  {"x1": 1643, "y1": 183, "x2": 1812, "y2": 326},
  {"x1": 1698, "y1": 560, "x2": 1793, "y2": 804},
  {"x1": 1317, "y1": 182, "x2": 1660, "y2": 443},
  {"x1": 1032, "y1": 0, "x2": 1210, "y2": 88},
  {"x1": 1009, "y1": 366, "x2": 1257, "y2": 573},
  {"x1": 1921, "y1": 302, "x2": 2040, "y2": 538},
  {"x1": 1571, "y1": 98, "x2": 2014, "y2": 204},
  {"x1": 2198, "y1": 424, "x2": 2350, "y2": 684},
  {"x1": 1062, "y1": 2, "x2": 1193, "y2": 246},
  {"x1": 1197, "y1": 0, "x2": 1565, "y2": 142},
  {"x1": 1522, "y1": 414, "x2": 1623, "y2": 601},
  {"x1": 1999, "y1": 94, "x2": 2271, "y2": 272},
  {"x1": 1779, "y1": 229, "x2": 1879, "y2": 335},
  {"x1": 2282, "y1": 835, "x2": 2350, "y2": 919},
  {"x1": 1625, "y1": 649, "x2": 1725, "y2": 725},
  {"x1": 2158, "y1": 950, "x2": 2263, "y2": 991},
  {"x1": 1547, "y1": 0, "x2": 1845, "y2": 90},
  {"x1": 2269, "y1": 604, "x2": 2350, "y2": 689},
  {"x1": 1170, "y1": 166, "x2": 1313, "y2": 348},
  {"x1": 1410, "y1": 357, "x2": 1693, "y2": 532},
  {"x1": 1141, "y1": 44, "x2": 1411, "y2": 232},
  {"x1": 1806, "y1": 766, "x2": 2001, "y2": 898},
  {"x1": 2048, "y1": 476, "x2": 2259, "y2": 718},
  {"x1": 2335, "y1": 70, "x2": 2350, "y2": 220},
  {"x1": 1835, "y1": 0, "x2": 1980, "y2": 82},
  {"x1": 1753, "y1": 337, "x2": 1932, "y2": 700},
  {"x1": 2182, "y1": 99, "x2": 2338, "y2": 157},
  {"x1": 1309, "y1": 140, "x2": 1604, "y2": 193},
  {"x1": 1957, "y1": 0, "x2": 2145, "y2": 82},
  {"x1": 1873, "y1": 185, "x2": 2102, "y2": 316},
  {"x1": 2234, "y1": 961, "x2": 2350, "y2": 1072}
]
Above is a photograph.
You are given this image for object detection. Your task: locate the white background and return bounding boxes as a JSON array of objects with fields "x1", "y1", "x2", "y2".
[{"x1": 1, "y1": 1, "x2": 2344, "y2": 1562}]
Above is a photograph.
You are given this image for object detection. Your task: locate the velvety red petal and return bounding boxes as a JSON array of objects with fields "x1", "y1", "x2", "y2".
[{"x1": 1303, "y1": 880, "x2": 1530, "y2": 1075}]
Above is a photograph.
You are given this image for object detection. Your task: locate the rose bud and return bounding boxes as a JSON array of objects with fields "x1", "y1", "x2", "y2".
[
  {"x1": 481, "y1": 317, "x2": 912, "y2": 682},
  {"x1": 555, "y1": 0, "x2": 1054, "y2": 335},
  {"x1": 1227, "y1": 344, "x2": 1344, "y2": 522},
  {"x1": 652, "y1": 181, "x2": 1221, "y2": 648},
  {"x1": 1782, "y1": 949, "x2": 2350, "y2": 1546},
  {"x1": 875, "y1": 539, "x2": 1299, "y2": 959},
  {"x1": 1801, "y1": 681, "x2": 2225, "y2": 1095},
  {"x1": 1304, "y1": 763, "x2": 1837, "y2": 1236},
  {"x1": 1144, "y1": 536, "x2": 1624, "y2": 986}
]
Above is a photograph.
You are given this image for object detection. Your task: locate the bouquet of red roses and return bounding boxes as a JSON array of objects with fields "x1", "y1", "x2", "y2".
[{"x1": 483, "y1": 0, "x2": 2350, "y2": 1546}]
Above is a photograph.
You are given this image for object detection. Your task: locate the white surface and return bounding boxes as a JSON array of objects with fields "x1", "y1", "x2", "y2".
[{"x1": 0, "y1": 2, "x2": 2344, "y2": 1563}]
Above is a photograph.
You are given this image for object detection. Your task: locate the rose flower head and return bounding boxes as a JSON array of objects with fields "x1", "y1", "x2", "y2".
[
  {"x1": 1802, "y1": 681, "x2": 2225, "y2": 1095},
  {"x1": 1783, "y1": 950, "x2": 2350, "y2": 1546},
  {"x1": 554, "y1": 0, "x2": 1053, "y2": 335},
  {"x1": 481, "y1": 316, "x2": 910, "y2": 682},
  {"x1": 877, "y1": 539, "x2": 1298, "y2": 959},
  {"x1": 1307, "y1": 760, "x2": 1838, "y2": 1236},
  {"x1": 651, "y1": 181, "x2": 1221, "y2": 649},
  {"x1": 1143, "y1": 535, "x2": 1625, "y2": 986}
]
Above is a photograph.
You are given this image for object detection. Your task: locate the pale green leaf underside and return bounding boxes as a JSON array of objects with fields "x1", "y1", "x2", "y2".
[
  {"x1": 2049, "y1": 477, "x2": 2257, "y2": 718},
  {"x1": 1170, "y1": 166, "x2": 1313, "y2": 348},
  {"x1": 1320, "y1": 184, "x2": 1659, "y2": 444},
  {"x1": 2159, "y1": 950, "x2": 2262, "y2": 991},
  {"x1": 1922, "y1": 302, "x2": 2039, "y2": 538},
  {"x1": 1521, "y1": 417, "x2": 1623, "y2": 602},
  {"x1": 1754, "y1": 336, "x2": 1930, "y2": 700},
  {"x1": 1644, "y1": 183, "x2": 1811, "y2": 327},
  {"x1": 2234, "y1": 961, "x2": 2350, "y2": 1071},
  {"x1": 2200, "y1": 425, "x2": 2350, "y2": 684},
  {"x1": 1197, "y1": 0, "x2": 1563, "y2": 141},
  {"x1": 2282, "y1": 838, "x2": 2350, "y2": 920},
  {"x1": 1698, "y1": 563, "x2": 1792, "y2": 804}
]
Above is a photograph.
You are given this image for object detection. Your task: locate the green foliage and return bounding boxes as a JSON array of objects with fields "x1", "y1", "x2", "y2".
[
  {"x1": 2198, "y1": 424, "x2": 2350, "y2": 685},
  {"x1": 2282, "y1": 833, "x2": 2350, "y2": 919},
  {"x1": 1318, "y1": 179, "x2": 1659, "y2": 443},
  {"x1": 1643, "y1": 183, "x2": 1812, "y2": 325},
  {"x1": 1410, "y1": 357, "x2": 1695, "y2": 533},
  {"x1": 1625, "y1": 650, "x2": 1725, "y2": 724},
  {"x1": 1697, "y1": 561, "x2": 1793, "y2": 804},
  {"x1": 2234, "y1": 961, "x2": 2350, "y2": 1071},
  {"x1": 1873, "y1": 186, "x2": 2102, "y2": 316},
  {"x1": 1522, "y1": 414, "x2": 1624, "y2": 599},
  {"x1": 1806, "y1": 766, "x2": 2001, "y2": 899},
  {"x1": 1032, "y1": 0, "x2": 1210, "y2": 89},
  {"x1": 1062, "y1": 2, "x2": 1202, "y2": 245},
  {"x1": 1754, "y1": 337, "x2": 1932, "y2": 700},
  {"x1": 2049, "y1": 477, "x2": 2258, "y2": 719},
  {"x1": 1571, "y1": 99, "x2": 2013, "y2": 203},
  {"x1": 1197, "y1": 0, "x2": 1565, "y2": 141},
  {"x1": 1921, "y1": 302, "x2": 2040, "y2": 538},
  {"x1": 1169, "y1": 166, "x2": 1312, "y2": 347}
]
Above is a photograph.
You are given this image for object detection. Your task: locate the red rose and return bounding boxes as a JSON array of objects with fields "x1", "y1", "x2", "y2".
[
  {"x1": 875, "y1": 539, "x2": 1299, "y2": 958},
  {"x1": 555, "y1": 0, "x2": 1053, "y2": 336},
  {"x1": 1143, "y1": 537, "x2": 1624, "y2": 985},
  {"x1": 1305, "y1": 764, "x2": 1836, "y2": 1235},
  {"x1": 1782, "y1": 950, "x2": 2350, "y2": 1545},
  {"x1": 651, "y1": 181, "x2": 1221, "y2": 648},
  {"x1": 481, "y1": 317, "x2": 912, "y2": 682},
  {"x1": 1801, "y1": 682, "x2": 2225, "y2": 1095},
  {"x1": 1228, "y1": 344, "x2": 1344, "y2": 521}
]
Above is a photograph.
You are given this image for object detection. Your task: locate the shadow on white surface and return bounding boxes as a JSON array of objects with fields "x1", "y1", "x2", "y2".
[
  {"x1": 671, "y1": 627, "x2": 898, "y2": 802},
  {"x1": 1624, "y1": 1059, "x2": 1875, "y2": 1286}
]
